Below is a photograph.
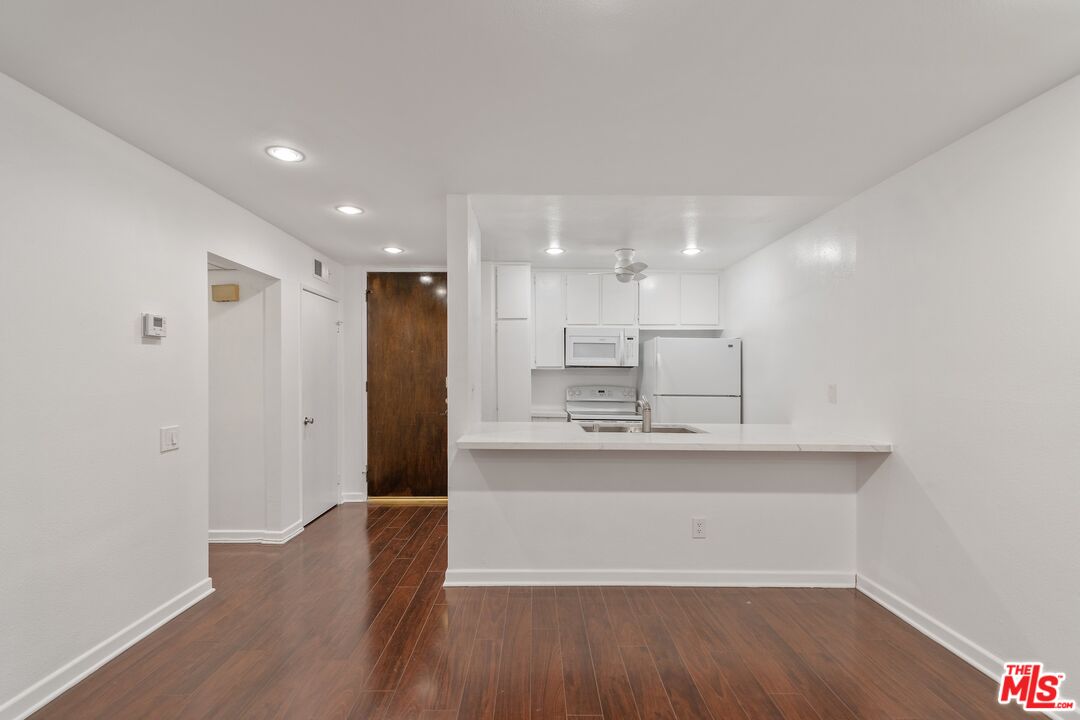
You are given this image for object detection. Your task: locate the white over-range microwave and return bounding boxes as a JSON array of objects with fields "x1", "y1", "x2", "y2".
[{"x1": 564, "y1": 327, "x2": 639, "y2": 368}]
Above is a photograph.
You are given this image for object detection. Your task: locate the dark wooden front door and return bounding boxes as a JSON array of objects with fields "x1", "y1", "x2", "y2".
[{"x1": 366, "y1": 272, "x2": 448, "y2": 497}]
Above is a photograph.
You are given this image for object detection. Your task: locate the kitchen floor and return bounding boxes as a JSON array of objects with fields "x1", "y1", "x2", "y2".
[{"x1": 33, "y1": 504, "x2": 1033, "y2": 720}]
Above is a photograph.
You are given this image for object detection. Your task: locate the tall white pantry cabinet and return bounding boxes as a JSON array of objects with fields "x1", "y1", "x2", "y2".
[{"x1": 493, "y1": 263, "x2": 532, "y2": 420}]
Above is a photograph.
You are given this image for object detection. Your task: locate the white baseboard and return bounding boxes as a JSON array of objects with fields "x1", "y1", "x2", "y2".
[
  {"x1": 855, "y1": 576, "x2": 1072, "y2": 720},
  {"x1": 208, "y1": 518, "x2": 303, "y2": 545},
  {"x1": 856, "y1": 575, "x2": 1003, "y2": 677},
  {"x1": 340, "y1": 492, "x2": 367, "y2": 503},
  {"x1": 0, "y1": 578, "x2": 213, "y2": 720},
  {"x1": 444, "y1": 569, "x2": 856, "y2": 588}
]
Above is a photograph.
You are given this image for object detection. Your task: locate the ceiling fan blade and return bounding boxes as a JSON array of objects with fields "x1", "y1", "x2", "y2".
[
  {"x1": 586, "y1": 271, "x2": 611, "y2": 276},
  {"x1": 632, "y1": 272, "x2": 648, "y2": 282},
  {"x1": 616, "y1": 273, "x2": 633, "y2": 283},
  {"x1": 625, "y1": 261, "x2": 648, "y2": 273}
]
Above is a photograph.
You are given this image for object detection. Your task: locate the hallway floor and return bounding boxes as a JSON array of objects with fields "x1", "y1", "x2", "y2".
[{"x1": 32, "y1": 504, "x2": 1032, "y2": 719}]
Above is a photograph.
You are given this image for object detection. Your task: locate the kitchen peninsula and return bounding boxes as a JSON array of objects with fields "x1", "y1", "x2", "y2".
[
  {"x1": 447, "y1": 421, "x2": 891, "y2": 588},
  {"x1": 458, "y1": 421, "x2": 891, "y2": 452}
]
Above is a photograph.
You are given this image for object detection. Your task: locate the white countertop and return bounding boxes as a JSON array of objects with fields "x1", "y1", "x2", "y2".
[{"x1": 457, "y1": 422, "x2": 892, "y2": 453}]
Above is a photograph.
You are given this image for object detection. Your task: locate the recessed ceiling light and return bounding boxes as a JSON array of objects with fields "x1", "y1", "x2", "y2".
[
  {"x1": 545, "y1": 247, "x2": 565, "y2": 255},
  {"x1": 383, "y1": 246, "x2": 404, "y2": 255},
  {"x1": 265, "y1": 146, "x2": 305, "y2": 162},
  {"x1": 419, "y1": 274, "x2": 433, "y2": 284},
  {"x1": 681, "y1": 247, "x2": 702, "y2": 256},
  {"x1": 336, "y1": 205, "x2": 364, "y2": 215}
]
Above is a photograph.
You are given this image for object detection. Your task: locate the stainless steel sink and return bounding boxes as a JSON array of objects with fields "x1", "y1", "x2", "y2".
[
  {"x1": 579, "y1": 424, "x2": 701, "y2": 434},
  {"x1": 646, "y1": 426, "x2": 702, "y2": 433}
]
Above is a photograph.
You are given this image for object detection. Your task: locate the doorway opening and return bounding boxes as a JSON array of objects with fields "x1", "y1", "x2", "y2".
[
  {"x1": 207, "y1": 254, "x2": 280, "y2": 542},
  {"x1": 366, "y1": 271, "x2": 449, "y2": 501}
]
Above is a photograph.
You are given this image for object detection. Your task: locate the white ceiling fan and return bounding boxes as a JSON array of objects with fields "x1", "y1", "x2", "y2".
[{"x1": 589, "y1": 248, "x2": 649, "y2": 283}]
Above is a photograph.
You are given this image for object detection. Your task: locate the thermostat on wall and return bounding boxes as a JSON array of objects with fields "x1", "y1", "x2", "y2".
[{"x1": 143, "y1": 313, "x2": 167, "y2": 337}]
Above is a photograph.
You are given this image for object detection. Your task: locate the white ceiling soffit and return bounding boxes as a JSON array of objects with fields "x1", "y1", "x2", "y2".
[
  {"x1": 473, "y1": 194, "x2": 841, "y2": 269},
  {"x1": 1, "y1": 1, "x2": 1079, "y2": 266}
]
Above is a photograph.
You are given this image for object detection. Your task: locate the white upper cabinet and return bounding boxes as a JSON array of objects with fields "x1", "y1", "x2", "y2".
[
  {"x1": 526, "y1": 268, "x2": 724, "y2": 335},
  {"x1": 533, "y1": 271, "x2": 566, "y2": 368},
  {"x1": 564, "y1": 273, "x2": 601, "y2": 325},
  {"x1": 638, "y1": 272, "x2": 680, "y2": 325},
  {"x1": 495, "y1": 264, "x2": 531, "y2": 319},
  {"x1": 679, "y1": 273, "x2": 720, "y2": 326},
  {"x1": 601, "y1": 274, "x2": 638, "y2": 325}
]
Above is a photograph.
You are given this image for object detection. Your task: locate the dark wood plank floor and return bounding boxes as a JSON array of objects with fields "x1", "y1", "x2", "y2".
[{"x1": 33, "y1": 504, "x2": 1036, "y2": 719}]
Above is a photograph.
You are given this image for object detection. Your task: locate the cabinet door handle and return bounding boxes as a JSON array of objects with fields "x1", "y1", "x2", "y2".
[{"x1": 303, "y1": 417, "x2": 315, "y2": 425}]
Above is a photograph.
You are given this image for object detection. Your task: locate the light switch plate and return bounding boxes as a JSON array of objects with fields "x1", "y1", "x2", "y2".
[{"x1": 160, "y1": 425, "x2": 180, "y2": 452}]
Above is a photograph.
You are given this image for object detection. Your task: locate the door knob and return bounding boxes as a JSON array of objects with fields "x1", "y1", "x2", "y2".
[{"x1": 303, "y1": 417, "x2": 315, "y2": 425}]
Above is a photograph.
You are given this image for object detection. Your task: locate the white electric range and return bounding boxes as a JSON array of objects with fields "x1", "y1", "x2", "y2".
[{"x1": 564, "y1": 385, "x2": 643, "y2": 423}]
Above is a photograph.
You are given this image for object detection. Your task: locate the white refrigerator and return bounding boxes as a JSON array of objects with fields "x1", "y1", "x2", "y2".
[{"x1": 640, "y1": 337, "x2": 742, "y2": 423}]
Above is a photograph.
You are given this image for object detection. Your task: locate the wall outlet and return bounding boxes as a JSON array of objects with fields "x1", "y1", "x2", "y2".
[
  {"x1": 160, "y1": 425, "x2": 180, "y2": 453},
  {"x1": 691, "y1": 517, "x2": 706, "y2": 539},
  {"x1": 826, "y1": 384, "x2": 838, "y2": 405}
]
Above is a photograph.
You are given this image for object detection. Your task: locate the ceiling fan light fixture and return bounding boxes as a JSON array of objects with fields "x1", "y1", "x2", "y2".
[{"x1": 591, "y1": 248, "x2": 649, "y2": 282}]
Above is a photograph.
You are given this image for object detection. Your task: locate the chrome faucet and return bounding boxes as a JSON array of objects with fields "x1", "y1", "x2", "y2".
[{"x1": 638, "y1": 395, "x2": 652, "y2": 433}]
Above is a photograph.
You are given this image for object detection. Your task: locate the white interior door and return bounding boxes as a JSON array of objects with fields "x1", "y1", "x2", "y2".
[{"x1": 302, "y1": 289, "x2": 339, "y2": 525}]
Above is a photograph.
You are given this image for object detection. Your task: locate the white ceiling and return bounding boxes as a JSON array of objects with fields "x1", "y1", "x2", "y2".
[
  {"x1": 473, "y1": 194, "x2": 840, "y2": 269},
  {"x1": 1, "y1": 1, "x2": 1079, "y2": 266}
]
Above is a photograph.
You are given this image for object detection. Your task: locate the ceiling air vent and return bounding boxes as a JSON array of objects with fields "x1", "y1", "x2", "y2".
[{"x1": 314, "y1": 258, "x2": 330, "y2": 282}]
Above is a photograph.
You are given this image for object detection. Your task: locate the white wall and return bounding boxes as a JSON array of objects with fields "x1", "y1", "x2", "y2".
[
  {"x1": 0, "y1": 72, "x2": 341, "y2": 718},
  {"x1": 208, "y1": 269, "x2": 275, "y2": 532},
  {"x1": 448, "y1": 451, "x2": 856, "y2": 586},
  {"x1": 446, "y1": 195, "x2": 484, "y2": 569},
  {"x1": 725, "y1": 76, "x2": 1080, "y2": 679}
]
